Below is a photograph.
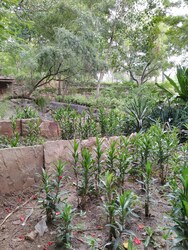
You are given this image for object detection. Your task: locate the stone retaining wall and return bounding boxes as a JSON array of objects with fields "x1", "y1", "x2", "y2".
[
  {"x1": 0, "y1": 119, "x2": 61, "y2": 139},
  {"x1": 0, "y1": 145, "x2": 43, "y2": 194},
  {"x1": 44, "y1": 136, "x2": 119, "y2": 171},
  {"x1": 0, "y1": 136, "x2": 119, "y2": 194}
]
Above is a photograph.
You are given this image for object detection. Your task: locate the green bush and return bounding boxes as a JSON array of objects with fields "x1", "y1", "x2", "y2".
[{"x1": 15, "y1": 106, "x2": 38, "y2": 119}]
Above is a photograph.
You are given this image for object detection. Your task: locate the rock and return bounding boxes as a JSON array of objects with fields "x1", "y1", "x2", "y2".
[
  {"x1": 25, "y1": 230, "x2": 38, "y2": 241},
  {"x1": 35, "y1": 219, "x2": 48, "y2": 236},
  {"x1": 0, "y1": 119, "x2": 21, "y2": 137},
  {"x1": 39, "y1": 120, "x2": 61, "y2": 139},
  {"x1": 12, "y1": 220, "x2": 21, "y2": 225},
  {"x1": 0, "y1": 145, "x2": 43, "y2": 194}
]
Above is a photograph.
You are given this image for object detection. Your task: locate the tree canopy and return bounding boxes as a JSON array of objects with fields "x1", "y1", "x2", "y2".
[{"x1": 0, "y1": 0, "x2": 188, "y2": 96}]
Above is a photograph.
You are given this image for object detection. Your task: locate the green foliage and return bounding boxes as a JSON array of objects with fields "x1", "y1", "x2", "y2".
[
  {"x1": 39, "y1": 160, "x2": 66, "y2": 224},
  {"x1": 78, "y1": 146, "x2": 94, "y2": 209},
  {"x1": 9, "y1": 117, "x2": 20, "y2": 147},
  {"x1": 116, "y1": 137, "x2": 131, "y2": 191},
  {"x1": 34, "y1": 96, "x2": 49, "y2": 111},
  {"x1": 115, "y1": 191, "x2": 137, "y2": 234},
  {"x1": 106, "y1": 141, "x2": 117, "y2": 173},
  {"x1": 125, "y1": 96, "x2": 150, "y2": 132},
  {"x1": 24, "y1": 119, "x2": 42, "y2": 146},
  {"x1": 53, "y1": 107, "x2": 98, "y2": 140},
  {"x1": 149, "y1": 101, "x2": 188, "y2": 130},
  {"x1": 15, "y1": 106, "x2": 38, "y2": 119},
  {"x1": 157, "y1": 66, "x2": 188, "y2": 101},
  {"x1": 150, "y1": 122, "x2": 178, "y2": 185},
  {"x1": 99, "y1": 108, "x2": 126, "y2": 137},
  {"x1": 56, "y1": 203, "x2": 74, "y2": 248},
  {"x1": 71, "y1": 139, "x2": 80, "y2": 194},
  {"x1": 102, "y1": 182, "x2": 137, "y2": 249},
  {"x1": 53, "y1": 107, "x2": 78, "y2": 139},
  {"x1": 141, "y1": 162, "x2": 153, "y2": 217},
  {"x1": 94, "y1": 137, "x2": 104, "y2": 196},
  {"x1": 170, "y1": 167, "x2": 188, "y2": 249},
  {"x1": 144, "y1": 227, "x2": 158, "y2": 249},
  {"x1": 101, "y1": 171, "x2": 116, "y2": 244},
  {"x1": 116, "y1": 0, "x2": 167, "y2": 85},
  {"x1": 133, "y1": 131, "x2": 153, "y2": 190}
]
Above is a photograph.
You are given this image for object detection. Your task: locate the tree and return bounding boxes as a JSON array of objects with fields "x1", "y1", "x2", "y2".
[
  {"x1": 114, "y1": 0, "x2": 168, "y2": 85},
  {"x1": 163, "y1": 0, "x2": 188, "y2": 64},
  {"x1": 1, "y1": 0, "x2": 102, "y2": 97}
]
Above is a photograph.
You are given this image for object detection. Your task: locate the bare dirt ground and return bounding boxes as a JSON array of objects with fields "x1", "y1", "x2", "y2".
[{"x1": 0, "y1": 164, "x2": 173, "y2": 250}]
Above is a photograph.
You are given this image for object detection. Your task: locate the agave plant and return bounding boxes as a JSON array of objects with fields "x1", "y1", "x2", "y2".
[
  {"x1": 125, "y1": 96, "x2": 149, "y2": 132},
  {"x1": 157, "y1": 66, "x2": 188, "y2": 101}
]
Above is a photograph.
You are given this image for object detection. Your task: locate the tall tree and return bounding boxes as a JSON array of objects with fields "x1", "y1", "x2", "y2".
[
  {"x1": 1, "y1": 0, "x2": 102, "y2": 97},
  {"x1": 114, "y1": 0, "x2": 168, "y2": 85}
]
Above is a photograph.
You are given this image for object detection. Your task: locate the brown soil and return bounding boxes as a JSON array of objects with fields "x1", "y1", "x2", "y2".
[{"x1": 0, "y1": 164, "x2": 173, "y2": 250}]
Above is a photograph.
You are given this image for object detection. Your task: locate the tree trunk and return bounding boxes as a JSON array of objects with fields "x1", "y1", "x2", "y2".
[
  {"x1": 162, "y1": 69, "x2": 165, "y2": 83},
  {"x1": 95, "y1": 72, "x2": 104, "y2": 99},
  {"x1": 58, "y1": 77, "x2": 61, "y2": 95}
]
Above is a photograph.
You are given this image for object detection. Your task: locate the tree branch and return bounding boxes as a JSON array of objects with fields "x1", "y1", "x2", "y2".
[
  {"x1": 129, "y1": 70, "x2": 139, "y2": 86},
  {"x1": 143, "y1": 65, "x2": 159, "y2": 80},
  {"x1": 140, "y1": 61, "x2": 152, "y2": 84}
]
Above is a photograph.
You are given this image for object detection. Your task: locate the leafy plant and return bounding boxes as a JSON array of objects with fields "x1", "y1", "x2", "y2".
[
  {"x1": 144, "y1": 227, "x2": 157, "y2": 249},
  {"x1": 79, "y1": 110, "x2": 98, "y2": 139},
  {"x1": 99, "y1": 108, "x2": 107, "y2": 137},
  {"x1": 134, "y1": 131, "x2": 152, "y2": 190},
  {"x1": 85, "y1": 235, "x2": 100, "y2": 250},
  {"x1": 54, "y1": 107, "x2": 98, "y2": 140},
  {"x1": 103, "y1": 188, "x2": 137, "y2": 249},
  {"x1": 156, "y1": 66, "x2": 188, "y2": 101},
  {"x1": 56, "y1": 203, "x2": 74, "y2": 248},
  {"x1": 94, "y1": 137, "x2": 104, "y2": 196},
  {"x1": 169, "y1": 167, "x2": 188, "y2": 249},
  {"x1": 115, "y1": 191, "x2": 137, "y2": 236},
  {"x1": 9, "y1": 117, "x2": 20, "y2": 147},
  {"x1": 39, "y1": 160, "x2": 66, "y2": 224},
  {"x1": 117, "y1": 137, "x2": 131, "y2": 192},
  {"x1": 150, "y1": 123, "x2": 178, "y2": 185},
  {"x1": 126, "y1": 96, "x2": 149, "y2": 132},
  {"x1": 71, "y1": 139, "x2": 80, "y2": 193},
  {"x1": 15, "y1": 106, "x2": 38, "y2": 119},
  {"x1": 24, "y1": 119, "x2": 42, "y2": 145},
  {"x1": 53, "y1": 107, "x2": 77, "y2": 139},
  {"x1": 106, "y1": 141, "x2": 117, "y2": 174},
  {"x1": 149, "y1": 102, "x2": 188, "y2": 131},
  {"x1": 140, "y1": 162, "x2": 153, "y2": 217},
  {"x1": 101, "y1": 171, "x2": 117, "y2": 244},
  {"x1": 126, "y1": 238, "x2": 137, "y2": 250},
  {"x1": 34, "y1": 96, "x2": 48, "y2": 111},
  {"x1": 78, "y1": 146, "x2": 94, "y2": 209}
]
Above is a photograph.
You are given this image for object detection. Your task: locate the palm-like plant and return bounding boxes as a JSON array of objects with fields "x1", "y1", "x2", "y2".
[
  {"x1": 126, "y1": 96, "x2": 149, "y2": 132},
  {"x1": 157, "y1": 66, "x2": 188, "y2": 101}
]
